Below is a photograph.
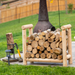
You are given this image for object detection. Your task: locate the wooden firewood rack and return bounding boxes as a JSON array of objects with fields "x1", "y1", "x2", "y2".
[{"x1": 22, "y1": 24, "x2": 72, "y2": 67}]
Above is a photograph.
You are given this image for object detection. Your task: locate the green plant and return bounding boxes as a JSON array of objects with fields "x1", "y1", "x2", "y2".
[{"x1": 68, "y1": 3, "x2": 73, "y2": 13}]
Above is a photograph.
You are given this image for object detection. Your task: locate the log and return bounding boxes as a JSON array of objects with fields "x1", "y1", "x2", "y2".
[
  {"x1": 37, "y1": 46, "x2": 40, "y2": 50},
  {"x1": 44, "y1": 50, "x2": 48, "y2": 54},
  {"x1": 47, "y1": 29, "x2": 51, "y2": 32},
  {"x1": 32, "y1": 48, "x2": 37, "y2": 54},
  {"x1": 25, "y1": 52, "x2": 31, "y2": 58},
  {"x1": 50, "y1": 34, "x2": 56, "y2": 39},
  {"x1": 39, "y1": 40, "x2": 44, "y2": 46},
  {"x1": 48, "y1": 38, "x2": 54, "y2": 42},
  {"x1": 44, "y1": 41, "x2": 49, "y2": 48},
  {"x1": 39, "y1": 51, "x2": 42, "y2": 54},
  {"x1": 32, "y1": 41, "x2": 38, "y2": 48},
  {"x1": 51, "y1": 42, "x2": 56, "y2": 49},
  {"x1": 59, "y1": 42, "x2": 62, "y2": 49},
  {"x1": 46, "y1": 33, "x2": 49, "y2": 40},
  {"x1": 41, "y1": 53, "x2": 45, "y2": 59},
  {"x1": 35, "y1": 37, "x2": 39, "y2": 41},
  {"x1": 43, "y1": 37, "x2": 46, "y2": 41},
  {"x1": 39, "y1": 35, "x2": 43, "y2": 40},
  {"x1": 54, "y1": 48, "x2": 62, "y2": 55},
  {"x1": 47, "y1": 53, "x2": 52, "y2": 59},
  {"x1": 58, "y1": 55, "x2": 63, "y2": 60},
  {"x1": 56, "y1": 28, "x2": 61, "y2": 32},
  {"x1": 52, "y1": 53, "x2": 57, "y2": 59},
  {"x1": 6, "y1": 33, "x2": 14, "y2": 49},
  {"x1": 56, "y1": 42, "x2": 60, "y2": 48},
  {"x1": 31, "y1": 54, "x2": 34, "y2": 58},
  {"x1": 40, "y1": 46, "x2": 44, "y2": 51},
  {"x1": 47, "y1": 47, "x2": 51, "y2": 51},
  {"x1": 26, "y1": 42, "x2": 28, "y2": 46},
  {"x1": 36, "y1": 54, "x2": 39, "y2": 58},
  {"x1": 30, "y1": 35, "x2": 35, "y2": 40},
  {"x1": 27, "y1": 45, "x2": 32, "y2": 52},
  {"x1": 41, "y1": 31, "x2": 47, "y2": 36},
  {"x1": 48, "y1": 31, "x2": 54, "y2": 37},
  {"x1": 50, "y1": 49, "x2": 54, "y2": 54}
]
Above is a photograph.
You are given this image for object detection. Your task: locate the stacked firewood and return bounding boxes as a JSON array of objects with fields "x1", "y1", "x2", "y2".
[{"x1": 26, "y1": 28, "x2": 68, "y2": 60}]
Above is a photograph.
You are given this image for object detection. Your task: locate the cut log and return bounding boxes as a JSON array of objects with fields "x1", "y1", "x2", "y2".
[
  {"x1": 32, "y1": 48, "x2": 37, "y2": 54},
  {"x1": 39, "y1": 40, "x2": 44, "y2": 46},
  {"x1": 27, "y1": 45, "x2": 32, "y2": 52},
  {"x1": 59, "y1": 42, "x2": 62, "y2": 49},
  {"x1": 39, "y1": 51, "x2": 42, "y2": 54},
  {"x1": 37, "y1": 46, "x2": 40, "y2": 50},
  {"x1": 52, "y1": 53, "x2": 57, "y2": 59},
  {"x1": 36, "y1": 54, "x2": 39, "y2": 58},
  {"x1": 47, "y1": 47, "x2": 51, "y2": 51},
  {"x1": 31, "y1": 54, "x2": 34, "y2": 58},
  {"x1": 32, "y1": 41, "x2": 38, "y2": 48},
  {"x1": 30, "y1": 35, "x2": 35, "y2": 40},
  {"x1": 48, "y1": 38, "x2": 54, "y2": 42},
  {"x1": 58, "y1": 55, "x2": 63, "y2": 60},
  {"x1": 6, "y1": 33, "x2": 14, "y2": 49},
  {"x1": 48, "y1": 31, "x2": 54, "y2": 37},
  {"x1": 39, "y1": 35, "x2": 43, "y2": 40},
  {"x1": 26, "y1": 42, "x2": 28, "y2": 46},
  {"x1": 40, "y1": 46, "x2": 44, "y2": 51},
  {"x1": 47, "y1": 53, "x2": 52, "y2": 59},
  {"x1": 25, "y1": 52, "x2": 31, "y2": 58},
  {"x1": 43, "y1": 37, "x2": 46, "y2": 41},
  {"x1": 54, "y1": 48, "x2": 62, "y2": 55},
  {"x1": 41, "y1": 31, "x2": 47, "y2": 36},
  {"x1": 46, "y1": 33, "x2": 49, "y2": 40},
  {"x1": 41, "y1": 53, "x2": 45, "y2": 59},
  {"x1": 44, "y1": 50, "x2": 48, "y2": 54},
  {"x1": 27, "y1": 37, "x2": 30, "y2": 41},
  {"x1": 50, "y1": 49, "x2": 54, "y2": 54},
  {"x1": 56, "y1": 42, "x2": 59, "y2": 48},
  {"x1": 44, "y1": 41, "x2": 49, "y2": 48},
  {"x1": 47, "y1": 29, "x2": 51, "y2": 32},
  {"x1": 56, "y1": 28, "x2": 61, "y2": 32},
  {"x1": 50, "y1": 34, "x2": 56, "y2": 39},
  {"x1": 51, "y1": 42, "x2": 56, "y2": 49},
  {"x1": 35, "y1": 37, "x2": 39, "y2": 41},
  {"x1": 28, "y1": 40, "x2": 32, "y2": 44}
]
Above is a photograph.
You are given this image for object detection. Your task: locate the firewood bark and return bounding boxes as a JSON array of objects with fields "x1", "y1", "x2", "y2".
[
  {"x1": 39, "y1": 40, "x2": 44, "y2": 46},
  {"x1": 32, "y1": 41, "x2": 38, "y2": 48},
  {"x1": 54, "y1": 48, "x2": 62, "y2": 55},
  {"x1": 47, "y1": 53, "x2": 52, "y2": 59},
  {"x1": 51, "y1": 42, "x2": 56, "y2": 49},
  {"x1": 44, "y1": 41, "x2": 49, "y2": 48},
  {"x1": 36, "y1": 54, "x2": 39, "y2": 58},
  {"x1": 58, "y1": 55, "x2": 63, "y2": 60},
  {"x1": 6, "y1": 33, "x2": 14, "y2": 49},
  {"x1": 40, "y1": 46, "x2": 44, "y2": 51},
  {"x1": 31, "y1": 54, "x2": 34, "y2": 58},
  {"x1": 27, "y1": 45, "x2": 32, "y2": 52},
  {"x1": 32, "y1": 48, "x2": 37, "y2": 54},
  {"x1": 25, "y1": 52, "x2": 31, "y2": 58},
  {"x1": 41, "y1": 53, "x2": 45, "y2": 59},
  {"x1": 52, "y1": 53, "x2": 57, "y2": 59}
]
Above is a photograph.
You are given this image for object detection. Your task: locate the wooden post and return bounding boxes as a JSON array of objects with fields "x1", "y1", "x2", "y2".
[
  {"x1": 0, "y1": 10, "x2": 1, "y2": 24},
  {"x1": 62, "y1": 29, "x2": 67, "y2": 66},
  {"x1": 22, "y1": 29, "x2": 27, "y2": 65},
  {"x1": 68, "y1": 28, "x2": 72, "y2": 64},
  {"x1": 22, "y1": 24, "x2": 33, "y2": 65}
]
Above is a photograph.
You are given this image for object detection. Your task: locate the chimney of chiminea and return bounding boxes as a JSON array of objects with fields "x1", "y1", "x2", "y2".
[{"x1": 33, "y1": 0, "x2": 55, "y2": 33}]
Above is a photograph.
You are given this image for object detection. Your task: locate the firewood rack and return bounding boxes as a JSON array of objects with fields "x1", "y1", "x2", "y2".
[{"x1": 22, "y1": 24, "x2": 72, "y2": 67}]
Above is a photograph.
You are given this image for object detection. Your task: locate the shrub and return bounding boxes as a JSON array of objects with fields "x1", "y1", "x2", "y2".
[{"x1": 68, "y1": 3, "x2": 73, "y2": 13}]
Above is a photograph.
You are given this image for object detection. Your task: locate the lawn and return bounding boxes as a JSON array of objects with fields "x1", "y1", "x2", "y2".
[
  {"x1": 0, "y1": 10, "x2": 75, "y2": 75},
  {"x1": 0, "y1": 61, "x2": 75, "y2": 75},
  {"x1": 0, "y1": 10, "x2": 75, "y2": 58}
]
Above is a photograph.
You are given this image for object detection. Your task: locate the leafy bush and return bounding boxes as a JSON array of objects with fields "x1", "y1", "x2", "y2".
[{"x1": 68, "y1": 3, "x2": 73, "y2": 13}]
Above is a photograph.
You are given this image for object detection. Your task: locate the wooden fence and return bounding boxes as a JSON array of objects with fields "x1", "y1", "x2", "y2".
[{"x1": 0, "y1": 0, "x2": 75, "y2": 23}]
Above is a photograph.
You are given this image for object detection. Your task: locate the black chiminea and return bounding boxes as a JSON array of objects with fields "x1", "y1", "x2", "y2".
[{"x1": 33, "y1": 0, "x2": 55, "y2": 33}]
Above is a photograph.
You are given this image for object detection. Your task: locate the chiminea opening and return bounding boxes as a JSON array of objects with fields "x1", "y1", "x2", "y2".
[{"x1": 33, "y1": 0, "x2": 55, "y2": 33}]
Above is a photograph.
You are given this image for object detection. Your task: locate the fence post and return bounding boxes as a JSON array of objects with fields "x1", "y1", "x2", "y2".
[{"x1": 0, "y1": 10, "x2": 1, "y2": 24}]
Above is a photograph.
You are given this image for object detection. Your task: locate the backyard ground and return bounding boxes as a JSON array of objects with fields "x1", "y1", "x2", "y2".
[{"x1": 0, "y1": 10, "x2": 75, "y2": 74}]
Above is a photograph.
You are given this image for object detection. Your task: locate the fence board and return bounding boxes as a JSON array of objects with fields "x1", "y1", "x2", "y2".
[{"x1": 0, "y1": 0, "x2": 75, "y2": 23}]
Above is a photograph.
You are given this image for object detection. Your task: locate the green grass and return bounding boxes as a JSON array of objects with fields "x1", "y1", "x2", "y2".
[
  {"x1": 0, "y1": 10, "x2": 75, "y2": 58},
  {"x1": 0, "y1": 61, "x2": 75, "y2": 75}
]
